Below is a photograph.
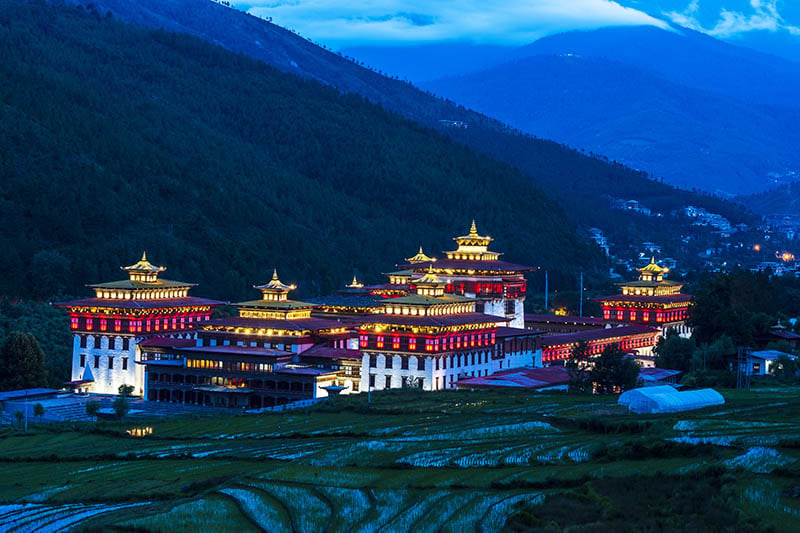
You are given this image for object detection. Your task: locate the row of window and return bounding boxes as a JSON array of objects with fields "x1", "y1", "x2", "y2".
[
  {"x1": 78, "y1": 335, "x2": 131, "y2": 350},
  {"x1": 71, "y1": 314, "x2": 210, "y2": 333},
  {"x1": 368, "y1": 351, "x2": 492, "y2": 371},
  {"x1": 603, "y1": 309, "x2": 687, "y2": 322},
  {"x1": 360, "y1": 332, "x2": 496, "y2": 352},
  {"x1": 79, "y1": 354, "x2": 128, "y2": 371},
  {"x1": 185, "y1": 359, "x2": 274, "y2": 373}
]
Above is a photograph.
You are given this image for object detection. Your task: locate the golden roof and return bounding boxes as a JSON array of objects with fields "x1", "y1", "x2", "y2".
[
  {"x1": 255, "y1": 269, "x2": 296, "y2": 292},
  {"x1": 121, "y1": 252, "x2": 166, "y2": 274},
  {"x1": 453, "y1": 220, "x2": 492, "y2": 245},
  {"x1": 638, "y1": 257, "x2": 668, "y2": 274},
  {"x1": 406, "y1": 246, "x2": 436, "y2": 263},
  {"x1": 416, "y1": 266, "x2": 444, "y2": 285}
]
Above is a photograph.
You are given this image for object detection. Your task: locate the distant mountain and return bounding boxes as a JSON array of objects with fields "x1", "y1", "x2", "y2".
[
  {"x1": 54, "y1": 0, "x2": 754, "y2": 258},
  {"x1": 616, "y1": 0, "x2": 800, "y2": 64},
  {"x1": 421, "y1": 26, "x2": 800, "y2": 195},
  {"x1": 517, "y1": 25, "x2": 800, "y2": 110},
  {"x1": 423, "y1": 51, "x2": 800, "y2": 195}
]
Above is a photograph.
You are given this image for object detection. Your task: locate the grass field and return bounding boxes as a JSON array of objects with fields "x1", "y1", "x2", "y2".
[{"x1": 1, "y1": 388, "x2": 799, "y2": 531}]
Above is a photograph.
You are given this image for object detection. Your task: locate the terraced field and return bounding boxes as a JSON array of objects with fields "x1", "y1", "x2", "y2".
[{"x1": 1, "y1": 388, "x2": 799, "y2": 531}]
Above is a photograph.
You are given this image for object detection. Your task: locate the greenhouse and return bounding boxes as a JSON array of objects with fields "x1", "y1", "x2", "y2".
[{"x1": 618, "y1": 386, "x2": 725, "y2": 414}]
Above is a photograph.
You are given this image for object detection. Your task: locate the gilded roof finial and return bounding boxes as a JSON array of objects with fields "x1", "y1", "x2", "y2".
[
  {"x1": 272, "y1": 268, "x2": 279, "y2": 281},
  {"x1": 141, "y1": 251, "x2": 147, "y2": 262},
  {"x1": 469, "y1": 220, "x2": 478, "y2": 237}
]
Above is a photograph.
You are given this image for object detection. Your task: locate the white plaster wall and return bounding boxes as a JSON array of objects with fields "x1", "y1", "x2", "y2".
[{"x1": 73, "y1": 334, "x2": 138, "y2": 395}]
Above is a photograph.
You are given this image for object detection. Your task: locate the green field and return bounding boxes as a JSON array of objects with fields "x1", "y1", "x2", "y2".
[{"x1": 1, "y1": 388, "x2": 799, "y2": 531}]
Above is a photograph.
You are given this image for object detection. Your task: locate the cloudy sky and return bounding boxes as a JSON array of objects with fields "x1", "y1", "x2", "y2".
[
  {"x1": 238, "y1": 0, "x2": 669, "y2": 47},
  {"x1": 236, "y1": 0, "x2": 800, "y2": 49}
]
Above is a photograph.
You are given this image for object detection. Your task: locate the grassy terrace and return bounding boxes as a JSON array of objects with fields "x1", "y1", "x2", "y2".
[{"x1": 1, "y1": 388, "x2": 799, "y2": 531}]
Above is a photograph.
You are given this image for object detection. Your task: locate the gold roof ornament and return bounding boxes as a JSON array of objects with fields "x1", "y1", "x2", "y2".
[
  {"x1": 453, "y1": 220, "x2": 493, "y2": 247},
  {"x1": 121, "y1": 251, "x2": 166, "y2": 274},
  {"x1": 638, "y1": 257, "x2": 667, "y2": 274},
  {"x1": 346, "y1": 275, "x2": 364, "y2": 289},
  {"x1": 417, "y1": 265, "x2": 443, "y2": 286},
  {"x1": 255, "y1": 269, "x2": 296, "y2": 293},
  {"x1": 406, "y1": 246, "x2": 436, "y2": 264}
]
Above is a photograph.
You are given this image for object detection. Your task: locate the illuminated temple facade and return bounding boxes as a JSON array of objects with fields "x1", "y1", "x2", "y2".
[
  {"x1": 593, "y1": 258, "x2": 692, "y2": 337},
  {"x1": 54, "y1": 253, "x2": 223, "y2": 395},
  {"x1": 398, "y1": 221, "x2": 532, "y2": 328},
  {"x1": 55, "y1": 223, "x2": 543, "y2": 405}
]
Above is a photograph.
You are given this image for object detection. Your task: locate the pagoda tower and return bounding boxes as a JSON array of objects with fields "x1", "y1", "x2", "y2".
[
  {"x1": 54, "y1": 253, "x2": 223, "y2": 395},
  {"x1": 594, "y1": 257, "x2": 692, "y2": 336},
  {"x1": 400, "y1": 222, "x2": 533, "y2": 328}
]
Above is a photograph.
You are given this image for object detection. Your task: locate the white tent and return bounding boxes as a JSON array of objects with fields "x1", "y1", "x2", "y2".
[{"x1": 618, "y1": 385, "x2": 724, "y2": 414}]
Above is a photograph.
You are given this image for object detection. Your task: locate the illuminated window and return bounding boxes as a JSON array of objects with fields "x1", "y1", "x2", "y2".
[
  {"x1": 392, "y1": 336, "x2": 400, "y2": 350},
  {"x1": 71, "y1": 318, "x2": 78, "y2": 330},
  {"x1": 360, "y1": 335, "x2": 368, "y2": 348},
  {"x1": 86, "y1": 319, "x2": 94, "y2": 331},
  {"x1": 408, "y1": 337, "x2": 417, "y2": 350},
  {"x1": 376, "y1": 336, "x2": 384, "y2": 349},
  {"x1": 114, "y1": 319, "x2": 121, "y2": 332}
]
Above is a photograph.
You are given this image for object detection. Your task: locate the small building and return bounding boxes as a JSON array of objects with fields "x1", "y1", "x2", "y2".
[{"x1": 745, "y1": 350, "x2": 797, "y2": 376}]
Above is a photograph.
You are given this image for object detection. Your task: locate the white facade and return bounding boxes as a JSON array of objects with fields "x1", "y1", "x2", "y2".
[
  {"x1": 471, "y1": 295, "x2": 525, "y2": 329},
  {"x1": 71, "y1": 334, "x2": 140, "y2": 396},
  {"x1": 360, "y1": 343, "x2": 537, "y2": 393}
]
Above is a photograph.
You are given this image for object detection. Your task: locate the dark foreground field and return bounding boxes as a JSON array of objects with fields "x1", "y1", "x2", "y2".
[{"x1": 1, "y1": 388, "x2": 799, "y2": 531}]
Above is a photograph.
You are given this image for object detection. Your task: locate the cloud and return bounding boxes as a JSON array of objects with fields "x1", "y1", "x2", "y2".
[
  {"x1": 236, "y1": 0, "x2": 669, "y2": 47},
  {"x1": 664, "y1": 0, "x2": 800, "y2": 37}
]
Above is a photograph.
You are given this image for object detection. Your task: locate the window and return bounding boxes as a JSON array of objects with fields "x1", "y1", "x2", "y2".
[
  {"x1": 122, "y1": 338, "x2": 130, "y2": 351},
  {"x1": 352, "y1": 381, "x2": 359, "y2": 392},
  {"x1": 376, "y1": 336, "x2": 384, "y2": 349},
  {"x1": 108, "y1": 356, "x2": 114, "y2": 369},
  {"x1": 392, "y1": 336, "x2": 400, "y2": 350},
  {"x1": 93, "y1": 355, "x2": 100, "y2": 369},
  {"x1": 71, "y1": 317, "x2": 78, "y2": 330},
  {"x1": 79, "y1": 336, "x2": 87, "y2": 348},
  {"x1": 408, "y1": 337, "x2": 417, "y2": 350},
  {"x1": 122, "y1": 357, "x2": 128, "y2": 370},
  {"x1": 369, "y1": 355, "x2": 377, "y2": 368},
  {"x1": 385, "y1": 355, "x2": 393, "y2": 369},
  {"x1": 401, "y1": 357, "x2": 409, "y2": 370},
  {"x1": 418, "y1": 378, "x2": 424, "y2": 389},
  {"x1": 360, "y1": 335, "x2": 368, "y2": 348},
  {"x1": 79, "y1": 354, "x2": 86, "y2": 367},
  {"x1": 369, "y1": 374, "x2": 375, "y2": 388},
  {"x1": 385, "y1": 376, "x2": 392, "y2": 389}
]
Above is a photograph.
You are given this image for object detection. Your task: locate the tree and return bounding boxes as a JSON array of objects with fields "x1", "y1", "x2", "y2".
[
  {"x1": 0, "y1": 332, "x2": 48, "y2": 391},
  {"x1": 654, "y1": 329, "x2": 695, "y2": 372},
  {"x1": 590, "y1": 344, "x2": 641, "y2": 394},
  {"x1": 33, "y1": 402, "x2": 45, "y2": 423},
  {"x1": 112, "y1": 396, "x2": 130, "y2": 420},
  {"x1": 566, "y1": 341, "x2": 593, "y2": 394},
  {"x1": 113, "y1": 384, "x2": 134, "y2": 420},
  {"x1": 770, "y1": 355, "x2": 799, "y2": 382},
  {"x1": 14, "y1": 410, "x2": 23, "y2": 427},
  {"x1": 85, "y1": 399, "x2": 100, "y2": 422}
]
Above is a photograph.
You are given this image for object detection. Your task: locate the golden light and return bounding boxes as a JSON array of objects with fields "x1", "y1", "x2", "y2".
[
  {"x1": 781, "y1": 252, "x2": 795, "y2": 262},
  {"x1": 754, "y1": 244, "x2": 761, "y2": 252}
]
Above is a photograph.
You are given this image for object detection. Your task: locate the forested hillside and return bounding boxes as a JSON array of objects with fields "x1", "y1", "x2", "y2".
[
  {"x1": 59, "y1": 0, "x2": 755, "y2": 251},
  {"x1": 0, "y1": 1, "x2": 599, "y2": 302}
]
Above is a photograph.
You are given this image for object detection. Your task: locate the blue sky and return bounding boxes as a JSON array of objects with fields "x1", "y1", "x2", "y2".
[{"x1": 235, "y1": 0, "x2": 800, "y2": 48}]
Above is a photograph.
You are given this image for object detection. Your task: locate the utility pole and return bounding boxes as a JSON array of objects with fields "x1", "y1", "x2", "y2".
[
  {"x1": 544, "y1": 271, "x2": 549, "y2": 311},
  {"x1": 579, "y1": 271, "x2": 584, "y2": 317}
]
